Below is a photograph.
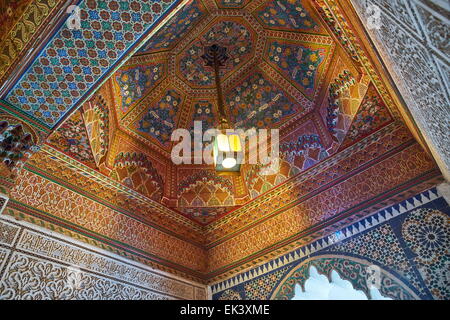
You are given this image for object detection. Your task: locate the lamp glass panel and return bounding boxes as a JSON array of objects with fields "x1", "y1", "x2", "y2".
[
  {"x1": 217, "y1": 134, "x2": 230, "y2": 152},
  {"x1": 228, "y1": 133, "x2": 242, "y2": 152}
]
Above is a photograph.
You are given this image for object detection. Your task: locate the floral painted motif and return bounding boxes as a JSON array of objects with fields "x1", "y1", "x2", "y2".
[
  {"x1": 136, "y1": 89, "x2": 182, "y2": 146},
  {"x1": 138, "y1": 0, "x2": 205, "y2": 53},
  {"x1": 0, "y1": 0, "x2": 33, "y2": 42},
  {"x1": 226, "y1": 72, "x2": 300, "y2": 129},
  {"x1": 255, "y1": 0, "x2": 321, "y2": 33},
  {"x1": 178, "y1": 20, "x2": 253, "y2": 87},
  {"x1": 47, "y1": 110, "x2": 96, "y2": 168},
  {"x1": 190, "y1": 101, "x2": 217, "y2": 151},
  {"x1": 115, "y1": 63, "x2": 163, "y2": 113},
  {"x1": 267, "y1": 41, "x2": 326, "y2": 98}
]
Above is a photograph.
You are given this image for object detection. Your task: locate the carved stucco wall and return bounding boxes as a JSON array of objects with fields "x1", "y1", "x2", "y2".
[
  {"x1": 0, "y1": 212, "x2": 207, "y2": 300},
  {"x1": 351, "y1": 0, "x2": 449, "y2": 179}
]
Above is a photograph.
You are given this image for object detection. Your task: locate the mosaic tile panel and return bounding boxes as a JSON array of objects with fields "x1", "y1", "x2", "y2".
[
  {"x1": 330, "y1": 224, "x2": 425, "y2": 294},
  {"x1": 211, "y1": 188, "x2": 450, "y2": 300},
  {"x1": 5, "y1": 0, "x2": 179, "y2": 128},
  {"x1": 218, "y1": 289, "x2": 242, "y2": 300},
  {"x1": 402, "y1": 207, "x2": 449, "y2": 299},
  {"x1": 244, "y1": 266, "x2": 290, "y2": 300}
]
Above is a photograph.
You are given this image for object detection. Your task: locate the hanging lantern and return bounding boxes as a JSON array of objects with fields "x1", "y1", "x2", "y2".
[
  {"x1": 202, "y1": 44, "x2": 243, "y2": 175},
  {"x1": 213, "y1": 129, "x2": 242, "y2": 175}
]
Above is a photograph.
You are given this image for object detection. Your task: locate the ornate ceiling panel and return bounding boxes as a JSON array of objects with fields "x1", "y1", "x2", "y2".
[
  {"x1": 132, "y1": 88, "x2": 184, "y2": 147},
  {"x1": 253, "y1": 0, "x2": 327, "y2": 34},
  {"x1": 137, "y1": 0, "x2": 208, "y2": 54},
  {"x1": 114, "y1": 62, "x2": 166, "y2": 115},
  {"x1": 226, "y1": 69, "x2": 304, "y2": 129},
  {"x1": 2, "y1": 0, "x2": 181, "y2": 128},
  {"x1": 265, "y1": 39, "x2": 330, "y2": 99},
  {"x1": 176, "y1": 18, "x2": 256, "y2": 88},
  {"x1": 16, "y1": 0, "x2": 346, "y2": 221},
  {"x1": 1, "y1": 0, "x2": 444, "y2": 283}
]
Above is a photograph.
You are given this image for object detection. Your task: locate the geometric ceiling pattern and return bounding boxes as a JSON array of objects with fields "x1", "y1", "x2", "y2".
[
  {"x1": 3, "y1": 0, "x2": 180, "y2": 127},
  {"x1": 1, "y1": 0, "x2": 444, "y2": 285},
  {"x1": 115, "y1": 0, "x2": 335, "y2": 155},
  {"x1": 40, "y1": 0, "x2": 394, "y2": 224},
  {"x1": 104, "y1": 0, "x2": 340, "y2": 220}
]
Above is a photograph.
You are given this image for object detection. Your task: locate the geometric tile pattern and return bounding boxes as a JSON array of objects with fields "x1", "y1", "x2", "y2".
[
  {"x1": 244, "y1": 266, "x2": 291, "y2": 300},
  {"x1": 332, "y1": 224, "x2": 425, "y2": 295},
  {"x1": 177, "y1": 19, "x2": 254, "y2": 87},
  {"x1": 135, "y1": 89, "x2": 183, "y2": 146},
  {"x1": 402, "y1": 207, "x2": 450, "y2": 299},
  {"x1": 47, "y1": 110, "x2": 97, "y2": 169},
  {"x1": 4, "y1": 0, "x2": 178, "y2": 127}
]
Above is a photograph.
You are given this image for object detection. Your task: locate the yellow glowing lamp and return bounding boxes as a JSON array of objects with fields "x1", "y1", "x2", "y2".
[{"x1": 213, "y1": 131, "x2": 242, "y2": 175}]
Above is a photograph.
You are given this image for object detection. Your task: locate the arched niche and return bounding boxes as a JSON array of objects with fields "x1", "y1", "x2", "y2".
[{"x1": 271, "y1": 255, "x2": 419, "y2": 300}]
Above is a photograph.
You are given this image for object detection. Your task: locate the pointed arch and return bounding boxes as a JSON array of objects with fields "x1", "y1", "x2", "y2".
[{"x1": 271, "y1": 255, "x2": 419, "y2": 300}]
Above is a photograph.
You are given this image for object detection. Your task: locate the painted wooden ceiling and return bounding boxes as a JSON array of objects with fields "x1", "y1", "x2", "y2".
[
  {"x1": 39, "y1": 0, "x2": 392, "y2": 224},
  {"x1": 1, "y1": 0, "x2": 442, "y2": 282}
]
